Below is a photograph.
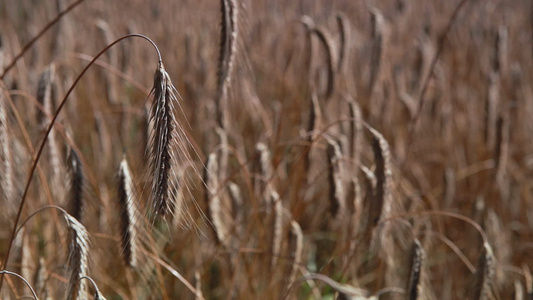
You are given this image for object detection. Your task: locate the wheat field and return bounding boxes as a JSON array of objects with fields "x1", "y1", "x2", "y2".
[{"x1": 0, "y1": 0, "x2": 532, "y2": 299}]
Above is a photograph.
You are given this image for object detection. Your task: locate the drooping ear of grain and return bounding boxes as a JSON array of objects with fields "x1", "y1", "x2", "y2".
[
  {"x1": 336, "y1": 13, "x2": 351, "y2": 73},
  {"x1": 368, "y1": 8, "x2": 385, "y2": 96},
  {"x1": 312, "y1": 26, "x2": 336, "y2": 100},
  {"x1": 36, "y1": 64, "x2": 64, "y2": 196},
  {"x1": 326, "y1": 138, "x2": 345, "y2": 218},
  {"x1": 94, "y1": 112, "x2": 112, "y2": 170},
  {"x1": 117, "y1": 157, "x2": 139, "y2": 268},
  {"x1": 369, "y1": 128, "x2": 392, "y2": 228},
  {"x1": 204, "y1": 152, "x2": 230, "y2": 245},
  {"x1": 216, "y1": 0, "x2": 239, "y2": 129},
  {"x1": 66, "y1": 148, "x2": 84, "y2": 223},
  {"x1": 96, "y1": 19, "x2": 118, "y2": 105},
  {"x1": 367, "y1": 127, "x2": 397, "y2": 282},
  {"x1": 148, "y1": 62, "x2": 191, "y2": 219},
  {"x1": 65, "y1": 214, "x2": 90, "y2": 300},
  {"x1": 407, "y1": 239, "x2": 424, "y2": 300},
  {"x1": 347, "y1": 97, "x2": 362, "y2": 215},
  {"x1": 470, "y1": 242, "x2": 496, "y2": 300}
]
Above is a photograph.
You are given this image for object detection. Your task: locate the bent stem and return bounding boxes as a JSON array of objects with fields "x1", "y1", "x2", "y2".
[
  {"x1": 0, "y1": 270, "x2": 38, "y2": 300},
  {"x1": 0, "y1": 33, "x2": 162, "y2": 291}
]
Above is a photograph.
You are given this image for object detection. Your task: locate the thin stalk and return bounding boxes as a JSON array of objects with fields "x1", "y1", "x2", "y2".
[{"x1": 0, "y1": 271, "x2": 38, "y2": 300}]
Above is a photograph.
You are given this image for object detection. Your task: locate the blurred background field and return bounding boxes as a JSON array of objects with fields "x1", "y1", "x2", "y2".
[{"x1": 0, "y1": 0, "x2": 532, "y2": 299}]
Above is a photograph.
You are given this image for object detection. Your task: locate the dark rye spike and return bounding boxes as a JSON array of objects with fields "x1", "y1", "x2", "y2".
[
  {"x1": 67, "y1": 148, "x2": 84, "y2": 223},
  {"x1": 369, "y1": 128, "x2": 392, "y2": 227},
  {"x1": 327, "y1": 138, "x2": 345, "y2": 218},
  {"x1": 117, "y1": 157, "x2": 139, "y2": 268},
  {"x1": 407, "y1": 239, "x2": 424, "y2": 300},
  {"x1": 216, "y1": 0, "x2": 239, "y2": 128},
  {"x1": 148, "y1": 62, "x2": 186, "y2": 218},
  {"x1": 470, "y1": 242, "x2": 496, "y2": 300},
  {"x1": 65, "y1": 214, "x2": 90, "y2": 300}
]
